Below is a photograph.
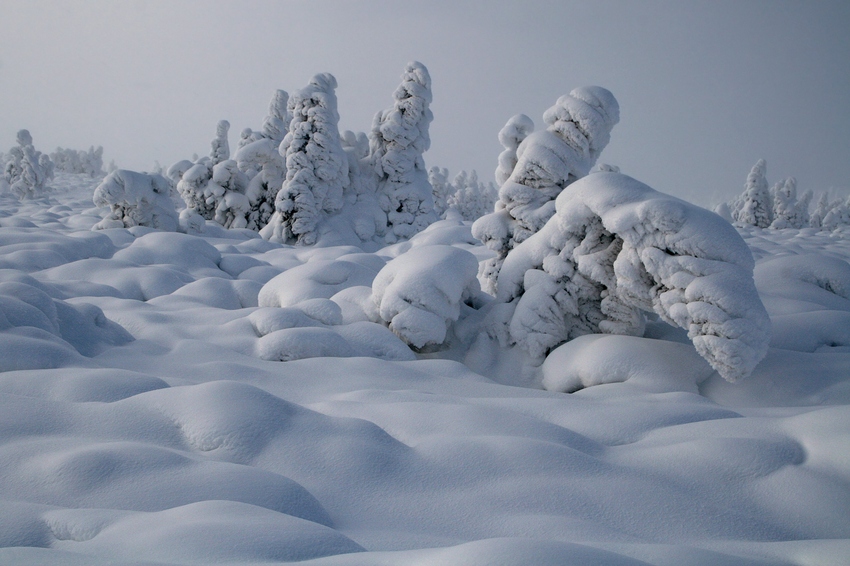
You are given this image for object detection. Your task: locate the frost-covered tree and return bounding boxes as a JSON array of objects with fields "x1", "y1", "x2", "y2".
[
  {"x1": 261, "y1": 89, "x2": 291, "y2": 147},
  {"x1": 176, "y1": 160, "x2": 215, "y2": 219},
  {"x1": 429, "y1": 166, "x2": 454, "y2": 218},
  {"x1": 210, "y1": 120, "x2": 230, "y2": 165},
  {"x1": 734, "y1": 159, "x2": 772, "y2": 228},
  {"x1": 7, "y1": 130, "x2": 52, "y2": 199},
  {"x1": 770, "y1": 177, "x2": 799, "y2": 229},
  {"x1": 495, "y1": 114, "x2": 534, "y2": 187},
  {"x1": 235, "y1": 138, "x2": 285, "y2": 231},
  {"x1": 822, "y1": 196, "x2": 850, "y2": 231},
  {"x1": 339, "y1": 130, "x2": 386, "y2": 242},
  {"x1": 261, "y1": 73, "x2": 348, "y2": 245},
  {"x1": 791, "y1": 189, "x2": 813, "y2": 228},
  {"x1": 493, "y1": 172, "x2": 771, "y2": 383},
  {"x1": 809, "y1": 192, "x2": 833, "y2": 229},
  {"x1": 92, "y1": 170, "x2": 178, "y2": 231},
  {"x1": 211, "y1": 159, "x2": 251, "y2": 229},
  {"x1": 473, "y1": 87, "x2": 620, "y2": 295},
  {"x1": 446, "y1": 170, "x2": 497, "y2": 221},
  {"x1": 370, "y1": 61, "x2": 436, "y2": 243}
]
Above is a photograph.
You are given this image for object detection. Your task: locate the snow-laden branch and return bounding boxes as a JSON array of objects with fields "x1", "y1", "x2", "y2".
[{"x1": 498, "y1": 172, "x2": 771, "y2": 382}]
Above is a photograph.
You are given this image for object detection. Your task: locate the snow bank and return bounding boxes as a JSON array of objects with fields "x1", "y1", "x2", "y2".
[
  {"x1": 372, "y1": 245, "x2": 480, "y2": 349},
  {"x1": 499, "y1": 172, "x2": 770, "y2": 383}
]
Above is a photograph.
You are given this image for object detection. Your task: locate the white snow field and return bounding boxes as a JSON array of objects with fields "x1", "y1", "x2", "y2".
[{"x1": 1, "y1": 172, "x2": 849, "y2": 565}]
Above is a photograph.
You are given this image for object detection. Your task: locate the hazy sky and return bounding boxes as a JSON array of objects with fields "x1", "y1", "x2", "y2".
[{"x1": 1, "y1": 0, "x2": 848, "y2": 205}]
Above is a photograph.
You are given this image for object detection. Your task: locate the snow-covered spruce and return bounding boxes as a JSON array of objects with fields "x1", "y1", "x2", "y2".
[
  {"x1": 494, "y1": 114, "x2": 534, "y2": 187},
  {"x1": 372, "y1": 245, "x2": 480, "y2": 350},
  {"x1": 261, "y1": 89, "x2": 291, "y2": 147},
  {"x1": 370, "y1": 61, "x2": 436, "y2": 243},
  {"x1": 473, "y1": 87, "x2": 620, "y2": 294},
  {"x1": 262, "y1": 73, "x2": 348, "y2": 245},
  {"x1": 733, "y1": 159, "x2": 772, "y2": 228},
  {"x1": 176, "y1": 160, "x2": 215, "y2": 219},
  {"x1": 446, "y1": 170, "x2": 497, "y2": 221},
  {"x1": 496, "y1": 172, "x2": 771, "y2": 383},
  {"x1": 429, "y1": 166, "x2": 453, "y2": 219},
  {"x1": 234, "y1": 138, "x2": 285, "y2": 231},
  {"x1": 5, "y1": 129, "x2": 53, "y2": 199},
  {"x1": 340, "y1": 130, "x2": 385, "y2": 242},
  {"x1": 92, "y1": 169, "x2": 179, "y2": 231},
  {"x1": 210, "y1": 120, "x2": 230, "y2": 165},
  {"x1": 211, "y1": 160, "x2": 251, "y2": 229}
]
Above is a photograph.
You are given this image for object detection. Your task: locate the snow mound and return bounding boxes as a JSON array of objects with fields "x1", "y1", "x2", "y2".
[
  {"x1": 499, "y1": 172, "x2": 770, "y2": 382},
  {"x1": 113, "y1": 231, "x2": 224, "y2": 277},
  {"x1": 372, "y1": 245, "x2": 480, "y2": 349},
  {"x1": 258, "y1": 258, "x2": 379, "y2": 308},
  {"x1": 754, "y1": 253, "x2": 850, "y2": 315},
  {"x1": 543, "y1": 334, "x2": 715, "y2": 393},
  {"x1": 0, "y1": 279, "x2": 132, "y2": 366},
  {"x1": 0, "y1": 228, "x2": 114, "y2": 272}
]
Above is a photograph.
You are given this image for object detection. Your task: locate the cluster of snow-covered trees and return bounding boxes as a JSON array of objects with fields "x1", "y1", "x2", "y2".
[
  {"x1": 720, "y1": 159, "x2": 849, "y2": 231},
  {"x1": 50, "y1": 146, "x2": 104, "y2": 177},
  {"x1": 1, "y1": 130, "x2": 54, "y2": 199},
  {"x1": 83, "y1": 70, "x2": 776, "y2": 386}
]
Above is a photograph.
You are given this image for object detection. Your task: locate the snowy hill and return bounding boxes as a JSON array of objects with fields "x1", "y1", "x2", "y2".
[{"x1": 0, "y1": 172, "x2": 849, "y2": 565}]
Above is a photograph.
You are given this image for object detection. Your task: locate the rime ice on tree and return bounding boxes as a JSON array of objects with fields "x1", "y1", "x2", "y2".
[
  {"x1": 210, "y1": 120, "x2": 231, "y2": 165},
  {"x1": 261, "y1": 73, "x2": 349, "y2": 245},
  {"x1": 495, "y1": 114, "x2": 534, "y2": 187},
  {"x1": 370, "y1": 61, "x2": 436, "y2": 243},
  {"x1": 473, "y1": 87, "x2": 620, "y2": 295}
]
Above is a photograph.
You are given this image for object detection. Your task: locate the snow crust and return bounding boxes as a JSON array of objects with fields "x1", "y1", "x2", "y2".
[{"x1": 1, "y1": 172, "x2": 849, "y2": 566}]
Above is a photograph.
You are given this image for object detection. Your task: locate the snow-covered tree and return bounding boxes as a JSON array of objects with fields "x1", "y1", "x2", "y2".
[
  {"x1": 428, "y1": 167, "x2": 452, "y2": 218},
  {"x1": 176, "y1": 160, "x2": 215, "y2": 219},
  {"x1": 493, "y1": 171, "x2": 770, "y2": 383},
  {"x1": 210, "y1": 120, "x2": 230, "y2": 165},
  {"x1": 92, "y1": 169, "x2": 178, "y2": 231},
  {"x1": 235, "y1": 138, "x2": 285, "y2": 231},
  {"x1": 211, "y1": 160, "x2": 251, "y2": 229},
  {"x1": 770, "y1": 177, "x2": 799, "y2": 229},
  {"x1": 50, "y1": 146, "x2": 104, "y2": 177},
  {"x1": 809, "y1": 192, "x2": 833, "y2": 229},
  {"x1": 370, "y1": 61, "x2": 436, "y2": 243},
  {"x1": 261, "y1": 89, "x2": 290, "y2": 147},
  {"x1": 473, "y1": 87, "x2": 620, "y2": 295},
  {"x1": 446, "y1": 170, "x2": 497, "y2": 221},
  {"x1": 791, "y1": 189, "x2": 813, "y2": 228},
  {"x1": 733, "y1": 159, "x2": 772, "y2": 228},
  {"x1": 7, "y1": 130, "x2": 52, "y2": 199},
  {"x1": 261, "y1": 73, "x2": 348, "y2": 245},
  {"x1": 495, "y1": 114, "x2": 534, "y2": 187},
  {"x1": 822, "y1": 196, "x2": 850, "y2": 231}
]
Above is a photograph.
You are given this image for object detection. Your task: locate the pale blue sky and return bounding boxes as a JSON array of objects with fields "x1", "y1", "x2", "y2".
[{"x1": 1, "y1": 0, "x2": 848, "y2": 205}]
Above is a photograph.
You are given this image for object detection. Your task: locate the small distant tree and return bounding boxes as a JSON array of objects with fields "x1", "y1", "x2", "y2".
[
  {"x1": 370, "y1": 61, "x2": 436, "y2": 242},
  {"x1": 446, "y1": 170, "x2": 497, "y2": 221},
  {"x1": 429, "y1": 166, "x2": 453, "y2": 218},
  {"x1": 210, "y1": 120, "x2": 230, "y2": 165},
  {"x1": 7, "y1": 130, "x2": 52, "y2": 199},
  {"x1": 734, "y1": 159, "x2": 772, "y2": 228},
  {"x1": 770, "y1": 177, "x2": 798, "y2": 229},
  {"x1": 822, "y1": 196, "x2": 850, "y2": 231},
  {"x1": 809, "y1": 192, "x2": 833, "y2": 229}
]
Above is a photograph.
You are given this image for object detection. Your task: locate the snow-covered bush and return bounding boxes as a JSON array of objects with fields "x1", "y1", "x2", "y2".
[
  {"x1": 495, "y1": 114, "x2": 534, "y2": 187},
  {"x1": 446, "y1": 170, "x2": 497, "y2": 221},
  {"x1": 210, "y1": 120, "x2": 230, "y2": 165},
  {"x1": 92, "y1": 169, "x2": 179, "y2": 231},
  {"x1": 262, "y1": 73, "x2": 348, "y2": 245},
  {"x1": 495, "y1": 172, "x2": 770, "y2": 383},
  {"x1": 5, "y1": 129, "x2": 53, "y2": 199},
  {"x1": 473, "y1": 87, "x2": 620, "y2": 294},
  {"x1": 370, "y1": 61, "x2": 437, "y2": 243},
  {"x1": 51, "y1": 146, "x2": 104, "y2": 177},
  {"x1": 371, "y1": 245, "x2": 480, "y2": 350}
]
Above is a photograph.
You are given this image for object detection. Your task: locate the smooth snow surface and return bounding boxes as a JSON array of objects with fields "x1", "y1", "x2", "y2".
[{"x1": 0, "y1": 172, "x2": 849, "y2": 565}]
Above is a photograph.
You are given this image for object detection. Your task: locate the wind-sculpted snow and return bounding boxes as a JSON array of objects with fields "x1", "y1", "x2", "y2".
[
  {"x1": 499, "y1": 172, "x2": 771, "y2": 383},
  {"x1": 2, "y1": 172, "x2": 850, "y2": 565}
]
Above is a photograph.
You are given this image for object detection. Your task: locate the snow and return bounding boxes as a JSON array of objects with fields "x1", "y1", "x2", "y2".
[{"x1": 0, "y1": 171, "x2": 849, "y2": 565}]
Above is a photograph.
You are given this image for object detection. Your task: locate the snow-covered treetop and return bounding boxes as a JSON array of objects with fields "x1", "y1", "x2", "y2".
[
  {"x1": 261, "y1": 89, "x2": 290, "y2": 145},
  {"x1": 495, "y1": 114, "x2": 534, "y2": 187},
  {"x1": 16, "y1": 129, "x2": 33, "y2": 147},
  {"x1": 210, "y1": 120, "x2": 230, "y2": 165}
]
